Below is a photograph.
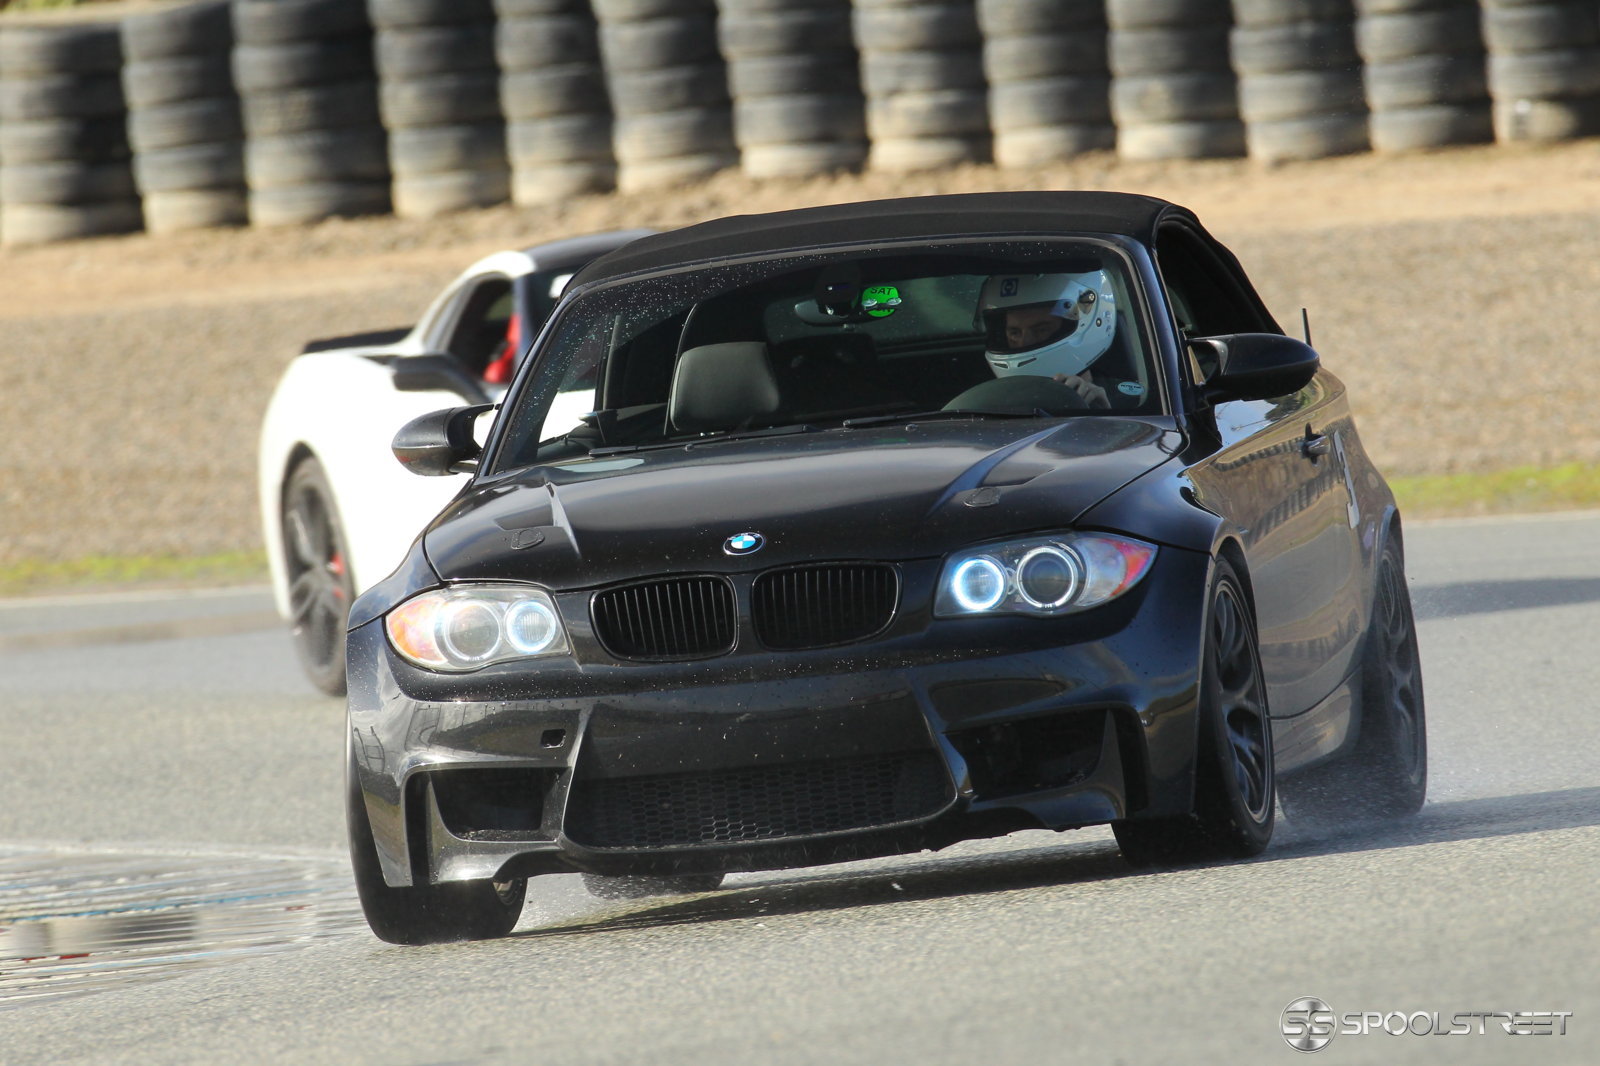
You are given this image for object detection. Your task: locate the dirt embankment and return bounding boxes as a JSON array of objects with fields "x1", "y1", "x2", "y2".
[{"x1": 3, "y1": 141, "x2": 1599, "y2": 567}]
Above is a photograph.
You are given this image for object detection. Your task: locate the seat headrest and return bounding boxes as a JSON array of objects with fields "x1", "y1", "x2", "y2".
[{"x1": 669, "y1": 342, "x2": 782, "y2": 433}]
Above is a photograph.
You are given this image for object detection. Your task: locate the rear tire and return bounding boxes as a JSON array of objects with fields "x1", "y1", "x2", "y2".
[
  {"x1": 281, "y1": 458, "x2": 355, "y2": 697},
  {"x1": 347, "y1": 764, "x2": 527, "y2": 944},
  {"x1": 1114, "y1": 558, "x2": 1275, "y2": 866},
  {"x1": 1280, "y1": 537, "x2": 1427, "y2": 827}
]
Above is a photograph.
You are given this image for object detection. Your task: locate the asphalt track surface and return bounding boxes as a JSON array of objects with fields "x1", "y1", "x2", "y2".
[{"x1": 1, "y1": 513, "x2": 1597, "y2": 1064}]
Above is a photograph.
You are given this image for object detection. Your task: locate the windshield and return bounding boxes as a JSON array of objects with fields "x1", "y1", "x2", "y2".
[{"x1": 490, "y1": 239, "x2": 1158, "y2": 472}]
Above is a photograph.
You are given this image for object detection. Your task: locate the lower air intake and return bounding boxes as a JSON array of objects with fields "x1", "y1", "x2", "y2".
[{"x1": 564, "y1": 751, "x2": 952, "y2": 849}]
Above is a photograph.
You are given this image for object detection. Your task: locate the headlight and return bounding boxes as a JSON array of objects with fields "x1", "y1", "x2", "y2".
[
  {"x1": 934, "y1": 533, "x2": 1157, "y2": 618},
  {"x1": 386, "y1": 586, "x2": 569, "y2": 671}
]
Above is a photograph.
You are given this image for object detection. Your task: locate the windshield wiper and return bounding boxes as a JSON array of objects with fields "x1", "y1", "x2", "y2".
[
  {"x1": 684, "y1": 423, "x2": 819, "y2": 448},
  {"x1": 585, "y1": 422, "x2": 819, "y2": 457},
  {"x1": 840, "y1": 409, "x2": 1049, "y2": 429}
]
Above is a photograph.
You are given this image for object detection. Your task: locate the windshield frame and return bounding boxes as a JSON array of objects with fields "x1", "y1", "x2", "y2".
[{"x1": 479, "y1": 233, "x2": 1172, "y2": 478}]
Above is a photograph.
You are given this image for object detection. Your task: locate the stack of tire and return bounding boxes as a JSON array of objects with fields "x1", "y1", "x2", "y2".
[
  {"x1": 1106, "y1": 0, "x2": 1244, "y2": 160},
  {"x1": 373, "y1": 0, "x2": 508, "y2": 218},
  {"x1": 1480, "y1": 0, "x2": 1600, "y2": 141},
  {"x1": 592, "y1": 0, "x2": 737, "y2": 192},
  {"x1": 853, "y1": 0, "x2": 989, "y2": 172},
  {"x1": 495, "y1": 0, "x2": 615, "y2": 203},
  {"x1": 1230, "y1": 0, "x2": 1369, "y2": 162},
  {"x1": 122, "y1": 1, "x2": 247, "y2": 234},
  {"x1": 715, "y1": 0, "x2": 867, "y2": 178},
  {"x1": 1354, "y1": 0, "x2": 1491, "y2": 151},
  {"x1": 231, "y1": 0, "x2": 389, "y2": 226},
  {"x1": 0, "y1": 21, "x2": 141, "y2": 246},
  {"x1": 977, "y1": 0, "x2": 1114, "y2": 165}
]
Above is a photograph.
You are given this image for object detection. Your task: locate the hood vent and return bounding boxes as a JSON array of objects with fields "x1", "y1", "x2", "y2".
[
  {"x1": 753, "y1": 563, "x2": 899, "y2": 650},
  {"x1": 592, "y1": 576, "x2": 736, "y2": 660}
]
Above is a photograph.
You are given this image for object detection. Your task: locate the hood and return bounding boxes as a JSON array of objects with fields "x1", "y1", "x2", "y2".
[{"x1": 424, "y1": 417, "x2": 1182, "y2": 588}]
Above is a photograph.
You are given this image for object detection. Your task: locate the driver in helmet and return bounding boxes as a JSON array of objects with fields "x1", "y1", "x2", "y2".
[{"x1": 978, "y1": 271, "x2": 1118, "y2": 408}]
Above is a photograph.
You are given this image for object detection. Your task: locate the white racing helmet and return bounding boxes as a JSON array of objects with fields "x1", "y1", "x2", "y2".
[{"x1": 978, "y1": 271, "x2": 1117, "y2": 378}]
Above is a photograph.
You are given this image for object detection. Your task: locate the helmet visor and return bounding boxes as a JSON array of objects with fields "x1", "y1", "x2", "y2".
[{"x1": 984, "y1": 303, "x2": 1079, "y2": 355}]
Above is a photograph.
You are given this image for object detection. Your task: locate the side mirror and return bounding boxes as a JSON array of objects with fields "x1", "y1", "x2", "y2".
[
  {"x1": 392, "y1": 404, "x2": 494, "y2": 477},
  {"x1": 1192, "y1": 333, "x2": 1319, "y2": 403},
  {"x1": 391, "y1": 353, "x2": 491, "y2": 406}
]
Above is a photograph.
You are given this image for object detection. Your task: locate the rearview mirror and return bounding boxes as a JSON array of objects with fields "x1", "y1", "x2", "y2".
[
  {"x1": 391, "y1": 353, "x2": 491, "y2": 405},
  {"x1": 392, "y1": 403, "x2": 494, "y2": 477},
  {"x1": 1192, "y1": 333, "x2": 1319, "y2": 403}
]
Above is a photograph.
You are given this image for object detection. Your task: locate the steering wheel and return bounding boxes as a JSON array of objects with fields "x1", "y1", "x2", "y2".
[{"x1": 942, "y1": 374, "x2": 1088, "y2": 415}]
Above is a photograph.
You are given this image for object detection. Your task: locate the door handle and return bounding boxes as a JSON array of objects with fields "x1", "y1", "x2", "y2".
[{"x1": 1301, "y1": 425, "x2": 1330, "y2": 460}]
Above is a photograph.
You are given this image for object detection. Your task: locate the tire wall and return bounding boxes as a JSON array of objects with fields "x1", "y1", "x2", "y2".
[
  {"x1": 374, "y1": 0, "x2": 508, "y2": 218},
  {"x1": 1356, "y1": 0, "x2": 1493, "y2": 151},
  {"x1": 495, "y1": 0, "x2": 615, "y2": 205},
  {"x1": 3, "y1": 0, "x2": 1600, "y2": 245},
  {"x1": 855, "y1": 0, "x2": 989, "y2": 172},
  {"x1": 1480, "y1": 0, "x2": 1600, "y2": 141},
  {"x1": 122, "y1": 0, "x2": 246, "y2": 234},
  {"x1": 1232, "y1": 0, "x2": 1371, "y2": 162},
  {"x1": 592, "y1": 0, "x2": 738, "y2": 193},
  {"x1": 231, "y1": 0, "x2": 390, "y2": 227},
  {"x1": 0, "y1": 20, "x2": 142, "y2": 246},
  {"x1": 1107, "y1": 0, "x2": 1246, "y2": 160},
  {"x1": 978, "y1": 0, "x2": 1115, "y2": 165},
  {"x1": 716, "y1": 0, "x2": 867, "y2": 179}
]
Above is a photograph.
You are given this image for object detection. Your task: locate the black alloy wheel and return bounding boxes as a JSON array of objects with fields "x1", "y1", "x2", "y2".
[
  {"x1": 347, "y1": 761, "x2": 528, "y2": 945},
  {"x1": 1113, "y1": 557, "x2": 1276, "y2": 866},
  {"x1": 580, "y1": 872, "x2": 726, "y2": 900},
  {"x1": 1280, "y1": 537, "x2": 1427, "y2": 825},
  {"x1": 282, "y1": 458, "x2": 355, "y2": 696}
]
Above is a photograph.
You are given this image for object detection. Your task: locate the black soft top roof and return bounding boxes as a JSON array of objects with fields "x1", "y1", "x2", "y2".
[{"x1": 570, "y1": 191, "x2": 1194, "y2": 287}]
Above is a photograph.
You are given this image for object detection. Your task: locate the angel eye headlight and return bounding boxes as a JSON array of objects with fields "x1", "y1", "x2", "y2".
[
  {"x1": 950, "y1": 556, "x2": 1006, "y2": 612},
  {"x1": 439, "y1": 600, "x2": 501, "y2": 663},
  {"x1": 1015, "y1": 545, "x2": 1083, "y2": 609},
  {"x1": 504, "y1": 599, "x2": 560, "y2": 655},
  {"x1": 936, "y1": 533, "x2": 1156, "y2": 618},
  {"x1": 386, "y1": 586, "x2": 569, "y2": 672}
]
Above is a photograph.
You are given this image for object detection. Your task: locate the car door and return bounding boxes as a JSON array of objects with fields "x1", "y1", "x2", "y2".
[{"x1": 1158, "y1": 221, "x2": 1365, "y2": 719}]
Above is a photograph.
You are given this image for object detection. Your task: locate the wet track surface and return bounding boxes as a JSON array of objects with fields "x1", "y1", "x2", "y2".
[
  {"x1": 1, "y1": 514, "x2": 1598, "y2": 1063},
  {"x1": 0, "y1": 848, "x2": 361, "y2": 1007}
]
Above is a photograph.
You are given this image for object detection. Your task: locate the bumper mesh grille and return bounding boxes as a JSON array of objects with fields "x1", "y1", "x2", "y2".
[
  {"x1": 564, "y1": 751, "x2": 952, "y2": 849},
  {"x1": 752, "y1": 563, "x2": 898, "y2": 649},
  {"x1": 591, "y1": 576, "x2": 736, "y2": 660}
]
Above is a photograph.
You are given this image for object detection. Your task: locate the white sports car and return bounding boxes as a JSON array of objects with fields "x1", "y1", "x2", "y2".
[{"x1": 258, "y1": 230, "x2": 653, "y2": 694}]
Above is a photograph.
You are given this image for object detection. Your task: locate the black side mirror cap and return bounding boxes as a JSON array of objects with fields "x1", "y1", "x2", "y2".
[
  {"x1": 392, "y1": 403, "x2": 494, "y2": 477},
  {"x1": 391, "y1": 353, "x2": 491, "y2": 406},
  {"x1": 1193, "y1": 333, "x2": 1320, "y2": 403}
]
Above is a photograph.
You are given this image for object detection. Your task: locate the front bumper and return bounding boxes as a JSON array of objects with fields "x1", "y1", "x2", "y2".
[{"x1": 347, "y1": 548, "x2": 1212, "y2": 887}]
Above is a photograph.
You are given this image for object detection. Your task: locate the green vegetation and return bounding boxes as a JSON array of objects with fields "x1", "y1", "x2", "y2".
[
  {"x1": 0, "y1": 0, "x2": 99, "y2": 11},
  {"x1": 1389, "y1": 462, "x2": 1600, "y2": 519},
  {"x1": 0, "y1": 550, "x2": 268, "y2": 597}
]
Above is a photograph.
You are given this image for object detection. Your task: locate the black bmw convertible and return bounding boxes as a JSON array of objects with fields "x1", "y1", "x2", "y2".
[{"x1": 345, "y1": 191, "x2": 1427, "y2": 944}]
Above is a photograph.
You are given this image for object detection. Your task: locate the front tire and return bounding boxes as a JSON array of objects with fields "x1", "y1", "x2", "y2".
[
  {"x1": 281, "y1": 457, "x2": 355, "y2": 696},
  {"x1": 1114, "y1": 557, "x2": 1275, "y2": 866},
  {"x1": 1280, "y1": 537, "x2": 1427, "y2": 826},
  {"x1": 347, "y1": 766, "x2": 526, "y2": 945}
]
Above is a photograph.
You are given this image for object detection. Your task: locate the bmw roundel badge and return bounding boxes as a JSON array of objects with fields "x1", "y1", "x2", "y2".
[{"x1": 724, "y1": 531, "x2": 765, "y2": 556}]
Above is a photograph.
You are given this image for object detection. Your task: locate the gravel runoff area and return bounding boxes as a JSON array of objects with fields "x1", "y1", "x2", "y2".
[{"x1": 2, "y1": 141, "x2": 1599, "y2": 567}]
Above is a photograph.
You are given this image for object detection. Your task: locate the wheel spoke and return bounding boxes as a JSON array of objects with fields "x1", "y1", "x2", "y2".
[
  {"x1": 1227, "y1": 708, "x2": 1270, "y2": 816},
  {"x1": 285, "y1": 506, "x2": 315, "y2": 569},
  {"x1": 288, "y1": 570, "x2": 324, "y2": 624},
  {"x1": 1214, "y1": 592, "x2": 1239, "y2": 662}
]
